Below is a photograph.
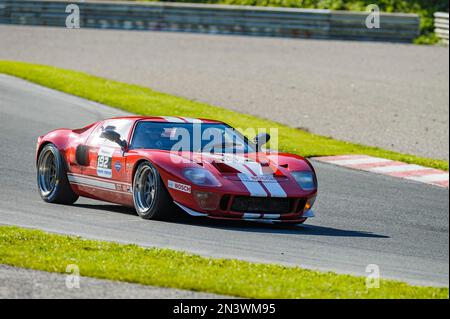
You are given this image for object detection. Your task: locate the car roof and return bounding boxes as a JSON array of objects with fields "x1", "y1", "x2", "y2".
[{"x1": 107, "y1": 116, "x2": 223, "y2": 124}]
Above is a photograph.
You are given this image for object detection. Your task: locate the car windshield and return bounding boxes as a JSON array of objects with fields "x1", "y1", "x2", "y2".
[{"x1": 130, "y1": 121, "x2": 256, "y2": 154}]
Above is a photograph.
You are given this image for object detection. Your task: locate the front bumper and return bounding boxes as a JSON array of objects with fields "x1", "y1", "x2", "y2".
[{"x1": 174, "y1": 201, "x2": 315, "y2": 224}]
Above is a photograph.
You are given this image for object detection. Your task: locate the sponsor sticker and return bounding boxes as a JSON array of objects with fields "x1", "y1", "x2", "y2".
[
  {"x1": 240, "y1": 174, "x2": 277, "y2": 183},
  {"x1": 168, "y1": 180, "x2": 192, "y2": 194},
  {"x1": 97, "y1": 147, "x2": 115, "y2": 178},
  {"x1": 114, "y1": 161, "x2": 122, "y2": 172},
  {"x1": 115, "y1": 184, "x2": 130, "y2": 193},
  {"x1": 222, "y1": 154, "x2": 247, "y2": 164}
]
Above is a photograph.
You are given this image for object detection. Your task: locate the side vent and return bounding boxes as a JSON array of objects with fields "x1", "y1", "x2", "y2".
[{"x1": 75, "y1": 145, "x2": 90, "y2": 166}]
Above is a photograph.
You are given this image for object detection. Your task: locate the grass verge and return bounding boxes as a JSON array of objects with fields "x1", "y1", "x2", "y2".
[
  {"x1": 0, "y1": 60, "x2": 447, "y2": 171},
  {"x1": 0, "y1": 226, "x2": 448, "y2": 298}
]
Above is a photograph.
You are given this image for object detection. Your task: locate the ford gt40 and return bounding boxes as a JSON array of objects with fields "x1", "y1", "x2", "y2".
[{"x1": 36, "y1": 116, "x2": 318, "y2": 224}]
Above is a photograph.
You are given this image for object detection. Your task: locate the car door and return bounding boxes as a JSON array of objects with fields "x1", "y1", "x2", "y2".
[{"x1": 80, "y1": 119, "x2": 134, "y2": 205}]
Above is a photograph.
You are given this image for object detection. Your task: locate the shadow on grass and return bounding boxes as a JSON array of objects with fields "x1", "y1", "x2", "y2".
[{"x1": 73, "y1": 203, "x2": 389, "y2": 239}]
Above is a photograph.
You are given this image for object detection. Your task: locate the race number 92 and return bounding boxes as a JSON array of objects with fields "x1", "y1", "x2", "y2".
[{"x1": 98, "y1": 155, "x2": 111, "y2": 169}]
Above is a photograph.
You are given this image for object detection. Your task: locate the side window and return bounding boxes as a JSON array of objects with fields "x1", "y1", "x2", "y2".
[{"x1": 87, "y1": 119, "x2": 133, "y2": 148}]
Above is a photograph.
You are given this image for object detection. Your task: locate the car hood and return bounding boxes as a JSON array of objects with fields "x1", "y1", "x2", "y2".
[
  {"x1": 133, "y1": 150, "x2": 316, "y2": 197},
  {"x1": 133, "y1": 149, "x2": 313, "y2": 181},
  {"x1": 180, "y1": 152, "x2": 311, "y2": 182}
]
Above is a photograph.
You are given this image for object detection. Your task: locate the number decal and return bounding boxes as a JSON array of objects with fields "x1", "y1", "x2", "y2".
[
  {"x1": 97, "y1": 147, "x2": 115, "y2": 178},
  {"x1": 98, "y1": 155, "x2": 110, "y2": 169}
]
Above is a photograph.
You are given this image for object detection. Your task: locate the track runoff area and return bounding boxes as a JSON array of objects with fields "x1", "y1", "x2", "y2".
[{"x1": 314, "y1": 155, "x2": 449, "y2": 189}]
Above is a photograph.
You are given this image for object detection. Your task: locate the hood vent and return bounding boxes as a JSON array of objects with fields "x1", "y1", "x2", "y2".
[{"x1": 211, "y1": 162, "x2": 240, "y2": 174}]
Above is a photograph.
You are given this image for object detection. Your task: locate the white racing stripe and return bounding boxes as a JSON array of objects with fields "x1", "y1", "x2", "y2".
[
  {"x1": 226, "y1": 158, "x2": 288, "y2": 197},
  {"x1": 67, "y1": 174, "x2": 132, "y2": 194},
  {"x1": 244, "y1": 161, "x2": 264, "y2": 175},
  {"x1": 262, "y1": 214, "x2": 281, "y2": 219},
  {"x1": 237, "y1": 173, "x2": 268, "y2": 197},
  {"x1": 182, "y1": 117, "x2": 203, "y2": 124},
  {"x1": 162, "y1": 116, "x2": 203, "y2": 124},
  {"x1": 68, "y1": 174, "x2": 116, "y2": 190},
  {"x1": 261, "y1": 181, "x2": 287, "y2": 198},
  {"x1": 243, "y1": 213, "x2": 261, "y2": 219},
  {"x1": 162, "y1": 116, "x2": 185, "y2": 123},
  {"x1": 225, "y1": 160, "x2": 268, "y2": 197},
  {"x1": 243, "y1": 162, "x2": 287, "y2": 198},
  {"x1": 226, "y1": 161, "x2": 252, "y2": 175}
]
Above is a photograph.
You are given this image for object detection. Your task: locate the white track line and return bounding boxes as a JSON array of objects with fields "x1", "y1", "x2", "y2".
[
  {"x1": 328, "y1": 158, "x2": 391, "y2": 166},
  {"x1": 368, "y1": 164, "x2": 432, "y2": 173},
  {"x1": 406, "y1": 173, "x2": 449, "y2": 183}
]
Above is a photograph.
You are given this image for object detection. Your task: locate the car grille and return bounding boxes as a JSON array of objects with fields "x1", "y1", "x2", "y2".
[{"x1": 231, "y1": 196, "x2": 293, "y2": 214}]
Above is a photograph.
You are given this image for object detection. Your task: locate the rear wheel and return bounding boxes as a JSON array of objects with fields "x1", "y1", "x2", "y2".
[
  {"x1": 132, "y1": 161, "x2": 173, "y2": 220},
  {"x1": 37, "y1": 144, "x2": 78, "y2": 205}
]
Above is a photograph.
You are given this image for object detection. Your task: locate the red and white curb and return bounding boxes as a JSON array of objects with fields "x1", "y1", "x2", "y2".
[{"x1": 312, "y1": 155, "x2": 449, "y2": 189}]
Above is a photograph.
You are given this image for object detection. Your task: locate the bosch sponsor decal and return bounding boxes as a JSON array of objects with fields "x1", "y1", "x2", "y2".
[
  {"x1": 97, "y1": 147, "x2": 115, "y2": 178},
  {"x1": 168, "y1": 180, "x2": 192, "y2": 194}
]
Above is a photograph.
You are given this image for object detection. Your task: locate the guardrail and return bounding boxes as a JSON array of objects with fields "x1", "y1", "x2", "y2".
[
  {"x1": 434, "y1": 12, "x2": 449, "y2": 45},
  {"x1": 0, "y1": 0, "x2": 420, "y2": 42}
]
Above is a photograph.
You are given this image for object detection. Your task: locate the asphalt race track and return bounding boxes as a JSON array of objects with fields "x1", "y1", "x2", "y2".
[
  {"x1": 0, "y1": 25, "x2": 448, "y2": 160},
  {"x1": 0, "y1": 75, "x2": 448, "y2": 287},
  {"x1": 0, "y1": 265, "x2": 225, "y2": 299}
]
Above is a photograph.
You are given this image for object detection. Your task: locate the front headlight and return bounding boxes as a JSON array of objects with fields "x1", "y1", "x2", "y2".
[
  {"x1": 183, "y1": 168, "x2": 221, "y2": 186},
  {"x1": 291, "y1": 171, "x2": 317, "y2": 191}
]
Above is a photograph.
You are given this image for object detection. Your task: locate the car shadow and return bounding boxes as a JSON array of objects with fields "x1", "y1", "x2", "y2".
[
  {"x1": 73, "y1": 203, "x2": 389, "y2": 239},
  {"x1": 178, "y1": 218, "x2": 390, "y2": 238},
  {"x1": 74, "y1": 203, "x2": 136, "y2": 216}
]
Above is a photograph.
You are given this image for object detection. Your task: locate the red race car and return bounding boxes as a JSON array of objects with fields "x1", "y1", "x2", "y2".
[{"x1": 36, "y1": 116, "x2": 318, "y2": 224}]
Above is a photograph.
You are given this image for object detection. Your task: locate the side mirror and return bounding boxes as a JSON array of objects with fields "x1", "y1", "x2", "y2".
[
  {"x1": 253, "y1": 132, "x2": 271, "y2": 151},
  {"x1": 101, "y1": 129, "x2": 127, "y2": 150}
]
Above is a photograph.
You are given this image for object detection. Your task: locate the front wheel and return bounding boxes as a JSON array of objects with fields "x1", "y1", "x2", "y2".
[
  {"x1": 37, "y1": 144, "x2": 79, "y2": 205},
  {"x1": 132, "y1": 161, "x2": 173, "y2": 220}
]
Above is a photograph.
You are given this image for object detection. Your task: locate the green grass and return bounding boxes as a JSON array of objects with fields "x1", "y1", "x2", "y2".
[
  {"x1": 0, "y1": 226, "x2": 447, "y2": 298},
  {"x1": 133, "y1": 0, "x2": 449, "y2": 44},
  {"x1": 0, "y1": 60, "x2": 447, "y2": 171}
]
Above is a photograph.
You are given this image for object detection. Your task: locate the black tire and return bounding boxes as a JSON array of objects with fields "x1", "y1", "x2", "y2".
[
  {"x1": 37, "y1": 144, "x2": 79, "y2": 205},
  {"x1": 132, "y1": 161, "x2": 174, "y2": 220}
]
